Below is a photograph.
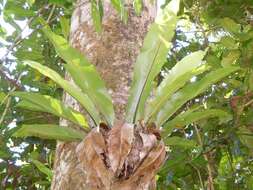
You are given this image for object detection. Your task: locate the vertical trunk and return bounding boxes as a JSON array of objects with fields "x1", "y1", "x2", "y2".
[{"x1": 51, "y1": 1, "x2": 156, "y2": 189}]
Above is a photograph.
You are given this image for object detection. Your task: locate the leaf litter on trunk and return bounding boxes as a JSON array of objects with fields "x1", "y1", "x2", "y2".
[{"x1": 76, "y1": 122, "x2": 165, "y2": 190}]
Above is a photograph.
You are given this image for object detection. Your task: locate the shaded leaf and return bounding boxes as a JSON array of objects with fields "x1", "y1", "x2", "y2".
[
  {"x1": 164, "y1": 136, "x2": 197, "y2": 148},
  {"x1": 31, "y1": 159, "x2": 53, "y2": 180},
  {"x1": 13, "y1": 124, "x2": 84, "y2": 141},
  {"x1": 219, "y1": 17, "x2": 240, "y2": 34},
  {"x1": 163, "y1": 109, "x2": 232, "y2": 135},
  {"x1": 237, "y1": 126, "x2": 253, "y2": 149}
]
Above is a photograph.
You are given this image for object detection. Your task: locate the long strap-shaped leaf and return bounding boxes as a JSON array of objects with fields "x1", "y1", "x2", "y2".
[
  {"x1": 31, "y1": 159, "x2": 53, "y2": 180},
  {"x1": 110, "y1": 0, "x2": 127, "y2": 22},
  {"x1": 42, "y1": 28, "x2": 114, "y2": 126},
  {"x1": 126, "y1": 0, "x2": 180, "y2": 123},
  {"x1": 145, "y1": 50, "x2": 208, "y2": 122},
  {"x1": 12, "y1": 92, "x2": 89, "y2": 130},
  {"x1": 13, "y1": 124, "x2": 84, "y2": 141},
  {"x1": 156, "y1": 66, "x2": 239, "y2": 126},
  {"x1": 162, "y1": 109, "x2": 232, "y2": 136},
  {"x1": 24, "y1": 60, "x2": 100, "y2": 125}
]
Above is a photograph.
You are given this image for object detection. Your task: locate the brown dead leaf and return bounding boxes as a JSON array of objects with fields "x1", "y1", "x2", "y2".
[
  {"x1": 76, "y1": 128, "x2": 113, "y2": 190},
  {"x1": 76, "y1": 122, "x2": 166, "y2": 190},
  {"x1": 112, "y1": 141, "x2": 166, "y2": 190},
  {"x1": 139, "y1": 132, "x2": 157, "y2": 161},
  {"x1": 108, "y1": 122, "x2": 134, "y2": 175}
]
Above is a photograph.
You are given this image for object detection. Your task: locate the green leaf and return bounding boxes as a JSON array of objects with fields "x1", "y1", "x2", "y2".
[
  {"x1": 0, "y1": 150, "x2": 11, "y2": 159},
  {"x1": 42, "y1": 27, "x2": 114, "y2": 126},
  {"x1": 220, "y1": 36, "x2": 238, "y2": 49},
  {"x1": 219, "y1": 18, "x2": 240, "y2": 35},
  {"x1": 126, "y1": 0, "x2": 180, "y2": 123},
  {"x1": 0, "y1": 92, "x2": 6, "y2": 104},
  {"x1": 27, "y1": 0, "x2": 35, "y2": 6},
  {"x1": 4, "y1": 2, "x2": 35, "y2": 19},
  {"x1": 249, "y1": 71, "x2": 253, "y2": 91},
  {"x1": 221, "y1": 50, "x2": 240, "y2": 67},
  {"x1": 60, "y1": 17, "x2": 70, "y2": 39},
  {"x1": 91, "y1": 0, "x2": 103, "y2": 33},
  {"x1": 23, "y1": 60, "x2": 100, "y2": 125},
  {"x1": 156, "y1": 66, "x2": 239, "y2": 126},
  {"x1": 12, "y1": 92, "x2": 89, "y2": 130},
  {"x1": 13, "y1": 124, "x2": 84, "y2": 141},
  {"x1": 110, "y1": 0, "x2": 127, "y2": 23},
  {"x1": 145, "y1": 50, "x2": 208, "y2": 122},
  {"x1": 31, "y1": 159, "x2": 53, "y2": 180},
  {"x1": 237, "y1": 126, "x2": 253, "y2": 149},
  {"x1": 133, "y1": 0, "x2": 142, "y2": 15},
  {"x1": 163, "y1": 109, "x2": 232, "y2": 136},
  {"x1": 164, "y1": 136, "x2": 197, "y2": 148}
]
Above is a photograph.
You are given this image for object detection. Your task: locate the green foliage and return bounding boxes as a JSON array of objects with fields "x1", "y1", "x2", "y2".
[
  {"x1": 126, "y1": 0, "x2": 179, "y2": 123},
  {"x1": 163, "y1": 108, "x2": 232, "y2": 135},
  {"x1": 23, "y1": 60, "x2": 101, "y2": 125},
  {"x1": 14, "y1": 124, "x2": 84, "y2": 141},
  {"x1": 31, "y1": 159, "x2": 53, "y2": 180},
  {"x1": 1, "y1": 0, "x2": 253, "y2": 189},
  {"x1": 155, "y1": 66, "x2": 239, "y2": 126},
  {"x1": 133, "y1": 0, "x2": 142, "y2": 15},
  {"x1": 110, "y1": 0, "x2": 127, "y2": 22},
  {"x1": 164, "y1": 136, "x2": 197, "y2": 148},
  {"x1": 42, "y1": 27, "x2": 114, "y2": 126},
  {"x1": 145, "y1": 50, "x2": 208, "y2": 122},
  {"x1": 12, "y1": 92, "x2": 88, "y2": 129},
  {"x1": 91, "y1": 0, "x2": 103, "y2": 33}
]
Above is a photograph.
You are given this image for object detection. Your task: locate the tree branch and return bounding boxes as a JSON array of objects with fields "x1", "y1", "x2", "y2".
[
  {"x1": 0, "y1": 69, "x2": 23, "y2": 90},
  {"x1": 194, "y1": 125, "x2": 215, "y2": 190}
]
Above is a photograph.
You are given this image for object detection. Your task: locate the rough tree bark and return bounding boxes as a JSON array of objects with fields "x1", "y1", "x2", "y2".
[{"x1": 51, "y1": 1, "x2": 160, "y2": 189}]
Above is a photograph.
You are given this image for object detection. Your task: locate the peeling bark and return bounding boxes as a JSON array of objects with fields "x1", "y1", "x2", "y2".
[{"x1": 51, "y1": 1, "x2": 157, "y2": 189}]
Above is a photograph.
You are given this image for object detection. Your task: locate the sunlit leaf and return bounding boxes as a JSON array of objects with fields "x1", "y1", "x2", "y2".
[
  {"x1": 110, "y1": 0, "x2": 127, "y2": 23},
  {"x1": 42, "y1": 27, "x2": 114, "y2": 126},
  {"x1": 13, "y1": 124, "x2": 84, "y2": 141},
  {"x1": 221, "y1": 50, "x2": 240, "y2": 67},
  {"x1": 126, "y1": 0, "x2": 180, "y2": 123},
  {"x1": 23, "y1": 60, "x2": 100, "y2": 125},
  {"x1": 31, "y1": 159, "x2": 53, "y2": 180},
  {"x1": 91, "y1": 0, "x2": 103, "y2": 33},
  {"x1": 145, "y1": 50, "x2": 208, "y2": 122},
  {"x1": 12, "y1": 92, "x2": 89, "y2": 130},
  {"x1": 60, "y1": 17, "x2": 70, "y2": 39},
  {"x1": 156, "y1": 66, "x2": 239, "y2": 126},
  {"x1": 133, "y1": 0, "x2": 142, "y2": 15}
]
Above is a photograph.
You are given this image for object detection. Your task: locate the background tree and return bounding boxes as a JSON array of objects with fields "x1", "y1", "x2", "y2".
[{"x1": 0, "y1": 0, "x2": 253, "y2": 189}]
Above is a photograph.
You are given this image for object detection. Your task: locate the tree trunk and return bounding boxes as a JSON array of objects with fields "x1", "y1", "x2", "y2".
[{"x1": 51, "y1": 1, "x2": 159, "y2": 189}]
